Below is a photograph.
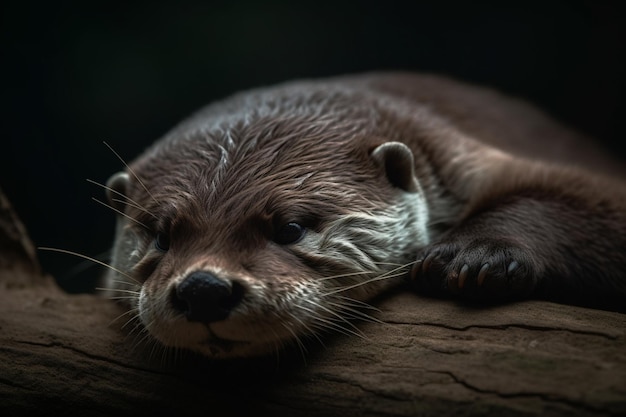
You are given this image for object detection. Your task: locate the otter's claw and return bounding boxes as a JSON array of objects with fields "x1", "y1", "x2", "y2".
[
  {"x1": 422, "y1": 252, "x2": 437, "y2": 274},
  {"x1": 458, "y1": 264, "x2": 469, "y2": 289},
  {"x1": 507, "y1": 261, "x2": 520, "y2": 275},
  {"x1": 477, "y1": 263, "x2": 489, "y2": 286},
  {"x1": 411, "y1": 238, "x2": 539, "y2": 301}
]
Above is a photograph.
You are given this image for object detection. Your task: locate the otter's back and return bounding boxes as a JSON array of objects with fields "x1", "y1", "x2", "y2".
[{"x1": 346, "y1": 72, "x2": 624, "y2": 178}]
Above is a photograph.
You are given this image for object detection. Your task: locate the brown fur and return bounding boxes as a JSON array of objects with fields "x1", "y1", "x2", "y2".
[{"x1": 105, "y1": 72, "x2": 626, "y2": 358}]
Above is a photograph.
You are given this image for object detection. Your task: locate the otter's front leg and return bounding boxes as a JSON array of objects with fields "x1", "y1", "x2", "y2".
[{"x1": 409, "y1": 192, "x2": 626, "y2": 307}]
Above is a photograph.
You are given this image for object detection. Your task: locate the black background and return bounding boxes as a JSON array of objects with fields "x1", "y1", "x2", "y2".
[{"x1": 1, "y1": 0, "x2": 624, "y2": 292}]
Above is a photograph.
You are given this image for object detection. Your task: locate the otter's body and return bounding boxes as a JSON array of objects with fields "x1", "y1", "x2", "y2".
[{"x1": 104, "y1": 73, "x2": 626, "y2": 358}]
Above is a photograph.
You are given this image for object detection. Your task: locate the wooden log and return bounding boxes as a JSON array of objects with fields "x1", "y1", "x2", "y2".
[{"x1": 1, "y1": 188, "x2": 625, "y2": 417}]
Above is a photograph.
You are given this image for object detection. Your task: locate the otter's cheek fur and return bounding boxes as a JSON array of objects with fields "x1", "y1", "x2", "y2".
[{"x1": 112, "y1": 193, "x2": 429, "y2": 359}]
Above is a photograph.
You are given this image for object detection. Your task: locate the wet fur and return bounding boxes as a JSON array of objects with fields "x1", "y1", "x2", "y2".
[{"x1": 104, "y1": 72, "x2": 626, "y2": 358}]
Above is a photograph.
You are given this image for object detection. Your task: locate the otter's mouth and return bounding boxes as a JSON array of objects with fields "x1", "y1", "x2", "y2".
[{"x1": 198, "y1": 325, "x2": 253, "y2": 355}]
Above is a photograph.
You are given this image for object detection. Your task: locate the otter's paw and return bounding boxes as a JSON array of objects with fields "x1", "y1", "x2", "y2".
[{"x1": 410, "y1": 238, "x2": 540, "y2": 301}]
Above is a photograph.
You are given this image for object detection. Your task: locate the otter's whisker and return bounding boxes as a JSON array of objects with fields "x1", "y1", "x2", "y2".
[
  {"x1": 108, "y1": 308, "x2": 139, "y2": 327},
  {"x1": 285, "y1": 311, "x2": 326, "y2": 349},
  {"x1": 133, "y1": 319, "x2": 158, "y2": 354},
  {"x1": 301, "y1": 314, "x2": 351, "y2": 338},
  {"x1": 112, "y1": 307, "x2": 140, "y2": 330},
  {"x1": 300, "y1": 301, "x2": 367, "y2": 340},
  {"x1": 322, "y1": 260, "x2": 415, "y2": 296},
  {"x1": 59, "y1": 249, "x2": 112, "y2": 278},
  {"x1": 310, "y1": 314, "x2": 368, "y2": 340},
  {"x1": 316, "y1": 269, "x2": 378, "y2": 282},
  {"x1": 382, "y1": 259, "x2": 419, "y2": 274},
  {"x1": 124, "y1": 316, "x2": 144, "y2": 339},
  {"x1": 120, "y1": 312, "x2": 141, "y2": 330},
  {"x1": 264, "y1": 325, "x2": 287, "y2": 365},
  {"x1": 91, "y1": 197, "x2": 150, "y2": 230},
  {"x1": 322, "y1": 271, "x2": 406, "y2": 297},
  {"x1": 148, "y1": 339, "x2": 161, "y2": 363},
  {"x1": 105, "y1": 278, "x2": 140, "y2": 288},
  {"x1": 123, "y1": 323, "x2": 152, "y2": 357},
  {"x1": 86, "y1": 178, "x2": 156, "y2": 219},
  {"x1": 159, "y1": 343, "x2": 172, "y2": 368},
  {"x1": 103, "y1": 141, "x2": 158, "y2": 205},
  {"x1": 38, "y1": 247, "x2": 139, "y2": 284},
  {"x1": 128, "y1": 322, "x2": 151, "y2": 350},
  {"x1": 372, "y1": 261, "x2": 406, "y2": 267},
  {"x1": 333, "y1": 295, "x2": 381, "y2": 311},
  {"x1": 105, "y1": 295, "x2": 138, "y2": 300},
  {"x1": 326, "y1": 300, "x2": 384, "y2": 324},
  {"x1": 110, "y1": 198, "x2": 156, "y2": 218},
  {"x1": 279, "y1": 321, "x2": 308, "y2": 363},
  {"x1": 95, "y1": 287, "x2": 140, "y2": 296}
]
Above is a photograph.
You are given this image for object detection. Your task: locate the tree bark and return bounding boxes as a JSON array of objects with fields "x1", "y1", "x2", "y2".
[{"x1": 1, "y1": 187, "x2": 625, "y2": 417}]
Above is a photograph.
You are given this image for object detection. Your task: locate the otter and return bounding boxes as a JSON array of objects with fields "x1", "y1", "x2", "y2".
[{"x1": 103, "y1": 72, "x2": 626, "y2": 358}]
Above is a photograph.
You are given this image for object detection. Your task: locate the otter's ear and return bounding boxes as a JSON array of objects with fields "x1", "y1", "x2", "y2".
[
  {"x1": 370, "y1": 142, "x2": 419, "y2": 192},
  {"x1": 105, "y1": 172, "x2": 130, "y2": 212}
]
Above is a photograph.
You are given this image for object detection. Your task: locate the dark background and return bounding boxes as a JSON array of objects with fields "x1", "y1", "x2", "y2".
[{"x1": 1, "y1": 1, "x2": 624, "y2": 292}]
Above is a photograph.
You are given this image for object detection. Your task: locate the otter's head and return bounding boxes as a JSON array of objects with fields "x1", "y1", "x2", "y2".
[{"x1": 103, "y1": 86, "x2": 430, "y2": 358}]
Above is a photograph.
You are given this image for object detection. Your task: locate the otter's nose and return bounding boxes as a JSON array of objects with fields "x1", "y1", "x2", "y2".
[{"x1": 173, "y1": 271, "x2": 244, "y2": 322}]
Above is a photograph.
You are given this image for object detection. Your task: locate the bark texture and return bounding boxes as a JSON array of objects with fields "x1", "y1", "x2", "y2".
[{"x1": 1, "y1": 187, "x2": 625, "y2": 417}]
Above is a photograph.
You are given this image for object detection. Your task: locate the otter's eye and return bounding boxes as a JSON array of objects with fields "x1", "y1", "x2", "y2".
[
  {"x1": 155, "y1": 232, "x2": 170, "y2": 252},
  {"x1": 274, "y1": 222, "x2": 306, "y2": 245}
]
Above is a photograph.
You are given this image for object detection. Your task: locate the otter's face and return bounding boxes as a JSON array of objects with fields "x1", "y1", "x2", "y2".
[{"x1": 103, "y1": 115, "x2": 430, "y2": 358}]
